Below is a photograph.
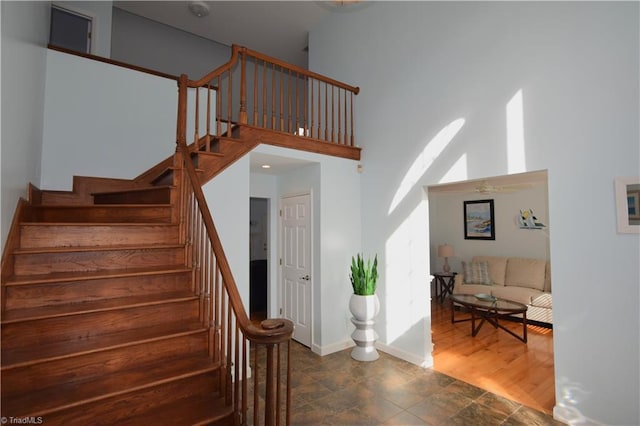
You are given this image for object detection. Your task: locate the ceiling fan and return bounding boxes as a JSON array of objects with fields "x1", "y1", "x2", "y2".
[
  {"x1": 472, "y1": 180, "x2": 525, "y2": 194},
  {"x1": 432, "y1": 179, "x2": 534, "y2": 195}
]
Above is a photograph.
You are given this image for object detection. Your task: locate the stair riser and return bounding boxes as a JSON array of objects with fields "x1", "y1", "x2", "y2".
[
  {"x1": 20, "y1": 224, "x2": 180, "y2": 249},
  {"x1": 35, "y1": 372, "x2": 219, "y2": 424},
  {"x1": 2, "y1": 299, "x2": 200, "y2": 350},
  {"x1": 13, "y1": 247, "x2": 185, "y2": 275},
  {"x1": 93, "y1": 188, "x2": 172, "y2": 205},
  {"x1": 206, "y1": 138, "x2": 240, "y2": 154},
  {"x1": 40, "y1": 192, "x2": 91, "y2": 206},
  {"x1": 29, "y1": 206, "x2": 173, "y2": 223},
  {"x1": 2, "y1": 331, "x2": 210, "y2": 396},
  {"x1": 196, "y1": 140, "x2": 259, "y2": 183},
  {"x1": 4, "y1": 271, "x2": 193, "y2": 310}
]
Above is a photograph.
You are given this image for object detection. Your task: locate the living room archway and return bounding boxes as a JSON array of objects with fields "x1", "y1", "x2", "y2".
[{"x1": 426, "y1": 170, "x2": 555, "y2": 413}]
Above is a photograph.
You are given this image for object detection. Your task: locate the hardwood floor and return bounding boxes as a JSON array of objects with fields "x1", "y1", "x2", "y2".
[{"x1": 430, "y1": 299, "x2": 556, "y2": 415}]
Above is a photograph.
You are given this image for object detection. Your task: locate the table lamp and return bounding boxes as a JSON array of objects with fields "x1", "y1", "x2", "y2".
[{"x1": 438, "y1": 244, "x2": 454, "y2": 273}]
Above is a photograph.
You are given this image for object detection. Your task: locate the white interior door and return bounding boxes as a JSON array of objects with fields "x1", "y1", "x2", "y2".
[{"x1": 281, "y1": 194, "x2": 312, "y2": 347}]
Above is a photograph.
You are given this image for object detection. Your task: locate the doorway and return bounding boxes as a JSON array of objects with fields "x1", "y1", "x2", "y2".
[
  {"x1": 426, "y1": 170, "x2": 555, "y2": 413},
  {"x1": 280, "y1": 193, "x2": 312, "y2": 347},
  {"x1": 249, "y1": 198, "x2": 268, "y2": 323}
]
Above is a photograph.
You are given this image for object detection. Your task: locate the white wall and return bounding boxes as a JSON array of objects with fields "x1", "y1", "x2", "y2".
[
  {"x1": 310, "y1": 2, "x2": 639, "y2": 424},
  {"x1": 428, "y1": 182, "x2": 550, "y2": 273},
  {"x1": 111, "y1": 7, "x2": 230, "y2": 79},
  {"x1": 203, "y1": 156, "x2": 251, "y2": 314},
  {"x1": 1, "y1": 1, "x2": 50, "y2": 249},
  {"x1": 317, "y1": 155, "x2": 362, "y2": 353},
  {"x1": 53, "y1": 1, "x2": 112, "y2": 57},
  {"x1": 40, "y1": 50, "x2": 177, "y2": 189}
]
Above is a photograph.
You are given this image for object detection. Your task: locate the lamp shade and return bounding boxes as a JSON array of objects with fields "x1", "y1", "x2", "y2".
[{"x1": 437, "y1": 244, "x2": 454, "y2": 258}]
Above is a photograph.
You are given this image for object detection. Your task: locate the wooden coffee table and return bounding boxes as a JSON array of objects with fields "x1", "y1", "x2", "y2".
[{"x1": 449, "y1": 294, "x2": 528, "y2": 343}]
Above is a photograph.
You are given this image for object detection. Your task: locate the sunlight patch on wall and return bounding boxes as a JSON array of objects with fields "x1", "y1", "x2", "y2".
[
  {"x1": 439, "y1": 153, "x2": 468, "y2": 184},
  {"x1": 507, "y1": 89, "x2": 526, "y2": 174},
  {"x1": 384, "y1": 200, "x2": 429, "y2": 344},
  {"x1": 388, "y1": 118, "x2": 465, "y2": 215}
]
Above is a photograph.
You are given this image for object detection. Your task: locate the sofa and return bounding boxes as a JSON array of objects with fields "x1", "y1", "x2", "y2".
[{"x1": 452, "y1": 256, "x2": 552, "y2": 326}]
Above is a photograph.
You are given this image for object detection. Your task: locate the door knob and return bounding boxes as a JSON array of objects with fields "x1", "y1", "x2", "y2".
[{"x1": 300, "y1": 275, "x2": 310, "y2": 281}]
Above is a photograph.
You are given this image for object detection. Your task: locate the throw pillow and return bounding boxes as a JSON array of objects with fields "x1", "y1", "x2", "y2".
[{"x1": 462, "y1": 261, "x2": 492, "y2": 285}]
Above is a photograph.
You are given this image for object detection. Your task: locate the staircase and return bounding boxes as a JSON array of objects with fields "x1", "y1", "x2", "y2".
[
  {"x1": 1, "y1": 180, "x2": 229, "y2": 424},
  {"x1": 2, "y1": 43, "x2": 362, "y2": 425}
]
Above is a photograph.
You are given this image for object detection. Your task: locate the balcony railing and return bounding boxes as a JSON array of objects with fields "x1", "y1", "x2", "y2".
[{"x1": 180, "y1": 44, "x2": 360, "y2": 152}]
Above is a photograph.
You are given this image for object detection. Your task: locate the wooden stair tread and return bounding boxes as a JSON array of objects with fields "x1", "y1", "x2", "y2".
[
  {"x1": 13, "y1": 243, "x2": 184, "y2": 254},
  {"x1": 27, "y1": 204, "x2": 175, "y2": 224},
  {"x1": 21, "y1": 221, "x2": 176, "y2": 226},
  {"x1": 2, "y1": 291, "x2": 197, "y2": 323},
  {"x1": 30, "y1": 203, "x2": 172, "y2": 209},
  {"x1": 197, "y1": 151, "x2": 225, "y2": 158},
  {"x1": 1, "y1": 321, "x2": 207, "y2": 368},
  {"x1": 91, "y1": 185, "x2": 173, "y2": 196},
  {"x1": 2, "y1": 352, "x2": 219, "y2": 417},
  {"x1": 4, "y1": 266, "x2": 192, "y2": 286},
  {"x1": 121, "y1": 392, "x2": 232, "y2": 425}
]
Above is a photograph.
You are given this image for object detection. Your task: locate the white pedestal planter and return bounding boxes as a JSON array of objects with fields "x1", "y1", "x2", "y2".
[{"x1": 349, "y1": 294, "x2": 380, "y2": 361}]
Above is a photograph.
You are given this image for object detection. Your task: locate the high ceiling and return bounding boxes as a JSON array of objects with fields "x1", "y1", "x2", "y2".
[
  {"x1": 113, "y1": 1, "x2": 360, "y2": 68},
  {"x1": 113, "y1": 1, "x2": 369, "y2": 173}
]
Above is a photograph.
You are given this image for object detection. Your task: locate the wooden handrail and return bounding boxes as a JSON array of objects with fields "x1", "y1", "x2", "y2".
[
  {"x1": 188, "y1": 45, "x2": 242, "y2": 88},
  {"x1": 48, "y1": 44, "x2": 179, "y2": 81},
  {"x1": 240, "y1": 45, "x2": 360, "y2": 94},
  {"x1": 176, "y1": 141, "x2": 294, "y2": 344},
  {"x1": 188, "y1": 44, "x2": 359, "y2": 94},
  {"x1": 177, "y1": 75, "x2": 293, "y2": 344},
  {"x1": 178, "y1": 73, "x2": 293, "y2": 425}
]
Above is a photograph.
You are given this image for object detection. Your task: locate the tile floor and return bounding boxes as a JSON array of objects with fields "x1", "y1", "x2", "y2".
[{"x1": 278, "y1": 341, "x2": 562, "y2": 425}]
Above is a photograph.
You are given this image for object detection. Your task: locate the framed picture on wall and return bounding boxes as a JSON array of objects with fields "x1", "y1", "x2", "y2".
[
  {"x1": 464, "y1": 199, "x2": 495, "y2": 240},
  {"x1": 628, "y1": 191, "x2": 640, "y2": 220},
  {"x1": 615, "y1": 177, "x2": 640, "y2": 233}
]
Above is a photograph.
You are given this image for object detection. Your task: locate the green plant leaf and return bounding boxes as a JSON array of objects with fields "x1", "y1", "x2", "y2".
[{"x1": 349, "y1": 253, "x2": 378, "y2": 295}]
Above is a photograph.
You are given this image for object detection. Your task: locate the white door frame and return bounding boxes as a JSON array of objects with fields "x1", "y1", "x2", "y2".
[{"x1": 279, "y1": 191, "x2": 313, "y2": 347}]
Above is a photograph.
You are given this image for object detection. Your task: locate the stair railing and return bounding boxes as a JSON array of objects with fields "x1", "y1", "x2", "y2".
[
  {"x1": 183, "y1": 44, "x2": 360, "y2": 150},
  {"x1": 177, "y1": 78, "x2": 294, "y2": 426}
]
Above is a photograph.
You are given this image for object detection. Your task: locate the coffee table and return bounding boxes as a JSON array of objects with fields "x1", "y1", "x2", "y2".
[{"x1": 449, "y1": 294, "x2": 528, "y2": 343}]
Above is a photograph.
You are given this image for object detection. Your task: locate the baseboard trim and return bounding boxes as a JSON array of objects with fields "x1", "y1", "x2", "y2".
[
  {"x1": 310, "y1": 339, "x2": 433, "y2": 368},
  {"x1": 311, "y1": 339, "x2": 354, "y2": 356},
  {"x1": 553, "y1": 404, "x2": 599, "y2": 425},
  {"x1": 375, "y1": 342, "x2": 433, "y2": 368}
]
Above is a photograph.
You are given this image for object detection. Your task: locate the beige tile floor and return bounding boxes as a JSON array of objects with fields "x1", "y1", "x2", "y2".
[{"x1": 265, "y1": 341, "x2": 563, "y2": 426}]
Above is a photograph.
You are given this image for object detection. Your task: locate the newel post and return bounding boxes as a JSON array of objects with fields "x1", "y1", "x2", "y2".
[
  {"x1": 173, "y1": 74, "x2": 189, "y2": 226},
  {"x1": 264, "y1": 343, "x2": 276, "y2": 426},
  {"x1": 239, "y1": 49, "x2": 248, "y2": 124},
  {"x1": 177, "y1": 74, "x2": 189, "y2": 149}
]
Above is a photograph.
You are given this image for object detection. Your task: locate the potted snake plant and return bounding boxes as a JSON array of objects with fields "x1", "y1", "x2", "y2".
[{"x1": 349, "y1": 254, "x2": 380, "y2": 361}]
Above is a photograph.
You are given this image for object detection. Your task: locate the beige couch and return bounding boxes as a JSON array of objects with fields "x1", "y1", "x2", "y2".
[{"x1": 452, "y1": 256, "x2": 552, "y2": 325}]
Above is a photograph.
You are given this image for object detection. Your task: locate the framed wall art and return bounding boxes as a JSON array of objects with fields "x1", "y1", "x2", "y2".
[
  {"x1": 627, "y1": 192, "x2": 640, "y2": 220},
  {"x1": 615, "y1": 177, "x2": 640, "y2": 234},
  {"x1": 464, "y1": 199, "x2": 495, "y2": 240}
]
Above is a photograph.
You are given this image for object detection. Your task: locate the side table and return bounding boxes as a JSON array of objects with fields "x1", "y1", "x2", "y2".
[{"x1": 432, "y1": 272, "x2": 456, "y2": 304}]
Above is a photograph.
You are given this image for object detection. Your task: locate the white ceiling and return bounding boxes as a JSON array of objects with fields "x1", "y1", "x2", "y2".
[
  {"x1": 249, "y1": 152, "x2": 315, "y2": 175},
  {"x1": 113, "y1": 1, "x2": 343, "y2": 68}
]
